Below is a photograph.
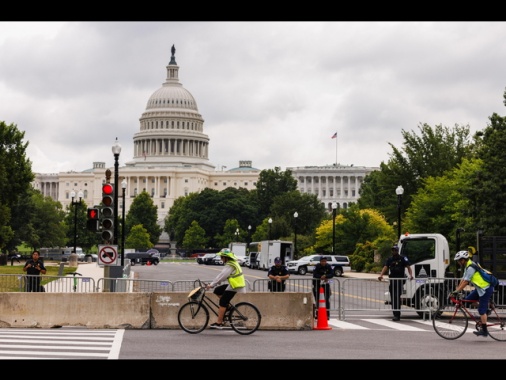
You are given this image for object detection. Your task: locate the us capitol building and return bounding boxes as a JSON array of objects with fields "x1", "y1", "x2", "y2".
[{"x1": 32, "y1": 45, "x2": 378, "y2": 245}]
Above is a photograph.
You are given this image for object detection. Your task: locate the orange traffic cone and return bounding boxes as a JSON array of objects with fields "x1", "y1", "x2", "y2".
[
  {"x1": 146, "y1": 260, "x2": 152, "y2": 266},
  {"x1": 314, "y1": 285, "x2": 332, "y2": 330}
]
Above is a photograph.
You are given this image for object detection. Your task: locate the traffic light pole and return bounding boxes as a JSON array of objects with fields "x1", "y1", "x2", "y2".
[{"x1": 113, "y1": 149, "x2": 120, "y2": 246}]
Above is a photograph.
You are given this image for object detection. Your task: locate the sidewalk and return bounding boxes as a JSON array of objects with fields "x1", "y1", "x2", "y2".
[{"x1": 76, "y1": 261, "x2": 105, "y2": 284}]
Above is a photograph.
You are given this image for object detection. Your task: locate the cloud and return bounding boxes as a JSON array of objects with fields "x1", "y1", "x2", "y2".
[{"x1": 0, "y1": 21, "x2": 505, "y2": 173}]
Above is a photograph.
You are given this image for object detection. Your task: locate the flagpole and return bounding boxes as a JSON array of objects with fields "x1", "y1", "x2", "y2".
[{"x1": 335, "y1": 132, "x2": 338, "y2": 166}]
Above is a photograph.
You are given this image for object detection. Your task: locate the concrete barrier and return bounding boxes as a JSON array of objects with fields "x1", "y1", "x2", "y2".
[
  {"x1": 0, "y1": 292, "x2": 313, "y2": 330},
  {"x1": 0, "y1": 293, "x2": 151, "y2": 329},
  {"x1": 151, "y1": 292, "x2": 314, "y2": 330}
]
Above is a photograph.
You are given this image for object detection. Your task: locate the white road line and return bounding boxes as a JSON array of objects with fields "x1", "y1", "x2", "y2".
[
  {"x1": 328, "y1": 319, "x2": 369, "y2": 329},
  {"x1": 362, "y1": 319, "x2": 427, "y2": 331}
]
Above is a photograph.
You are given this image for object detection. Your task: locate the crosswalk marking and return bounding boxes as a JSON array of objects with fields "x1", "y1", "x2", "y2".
[
  {"x1": 328, "y1": 319, "x2": 368, "y2": 329},
  {"x1": 0, "y1": 328, "x2": 123, "y2": 359},
  {"x1": 362, "y1": 319, "x2": 427, "y2": 331}
]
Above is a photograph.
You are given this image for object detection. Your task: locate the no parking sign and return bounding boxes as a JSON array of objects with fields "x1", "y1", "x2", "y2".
[{"x1": 98, "y1": 245, "x2": 118, "y2": 266}]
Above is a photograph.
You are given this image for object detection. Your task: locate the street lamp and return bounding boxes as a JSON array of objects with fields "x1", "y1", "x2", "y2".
[
  {"x1": 332, "y1": 202, "x2": 337, "y2": 254},
  {"x1": 121, "y1": 179, "x2": 127, "y2": 266},
  {"x1": 268, "y1": 218, "x2": 272, "y2": 240},
  {"x1": 70, "y1": 190, "x2": 84, "y2": 256},
  {"x1": 112, "y1": 138, "x2": 122, "y2": 246},
  {"x1": 396, "y1": 185, "x2": 404, "y2": 239},
  {"x1": 293, "y1": 212, "x2": 298, "y2": 259},
  {"x1": 235, "y1": 228, "x2": 240, "y2": 242},
  {"x1": 247, "y1": 225, "x2": 252, "y2": 252}
]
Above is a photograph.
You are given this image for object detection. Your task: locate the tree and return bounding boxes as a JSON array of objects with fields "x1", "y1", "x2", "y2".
[
  {"x1": 358, "y1": 123, "x2": 473, "y2": 224},
  {"x1": 0, "y1": 121, "x2": 34, "y2": 252},
  {"x1": 9, "y1": 188, "x2": 67, "y2": 251},
  {"x1": 214, "y1": 219, "x2": 241, "y2": 248},
  {"x1": 126, "y1": 191, "x2": 162, "y2": 246},
  {"x1": 403, "y1": 157, "x2": 481, "y2": 251},
  {"x1": 125, "y1": 224, "x2": 153, "y2": 250},
  {"x1": 182, "y1": 220, "x2": 208, "y2": 250},
  {"x1": 270, "y1": 191, "x2": 326, "y2": 238},
  {"x1": 64, "y1": 200, "x2": 88, "y2": 250},
  {"x1": 311, "y1": 205, "x2": 395, "y2": 255},
  {"x1": 165, "y1": 188, "x2": 261, "y2": 248},
  {"x1": 468, "y1": 112, "x2": 506, "y2": 235},
  {"x1": 256, "y1": 167, "x2": 297, "y2": 216}
]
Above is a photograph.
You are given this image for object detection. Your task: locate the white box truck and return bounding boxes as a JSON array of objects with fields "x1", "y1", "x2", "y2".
[
  {"x1": 229, "y1": 242, "x2": 247, "y2": 258},
  {"x1": 253, "y1": 240, "x2": 293, "y2": 271}
]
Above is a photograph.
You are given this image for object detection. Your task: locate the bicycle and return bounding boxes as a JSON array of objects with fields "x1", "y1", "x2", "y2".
[
  {"x1": 177, "y1": 279, "x2": 261, "y2": 335},
  {"x1": 432, "y1": 291, "x2": 506, "y2": 341}
]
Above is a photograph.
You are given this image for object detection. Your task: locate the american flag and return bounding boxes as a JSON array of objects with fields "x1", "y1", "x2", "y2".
[{"x1": 331, "y1": 132, "x2": 337, "y2": 139}]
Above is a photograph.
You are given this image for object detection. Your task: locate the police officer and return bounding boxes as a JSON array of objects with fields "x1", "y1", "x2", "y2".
[
  {"x1": 378, "y1": 245, "x2": 413, "y2": 321},
  {"x1": 268, "y1": 257, "x2": 290, "y2": 292},
  {"x1": 23, "y1": 250, "x2": 47, "y2": 292},
  {"x1": 312, "y1": 256, "x2": 334, "y2": 320}
]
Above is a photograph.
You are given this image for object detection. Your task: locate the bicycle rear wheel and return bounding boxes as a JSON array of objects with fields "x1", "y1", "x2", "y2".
[
  {"x1": 228, "y1": 302, "x2": 261, "y2": 335},
  {"x1": 178, "y1": 301, "x2": 209, "y2": 334},
  {"x1": 487, "y1": 308, "x2": 506, "y2": 341},
  {"x1": 432, "y1": 305, "x2": 468, "y2": 340}
]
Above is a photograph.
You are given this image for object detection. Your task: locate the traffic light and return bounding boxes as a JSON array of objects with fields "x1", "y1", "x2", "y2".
[
  {"x1": 101, "y1": 183, "x2": 114, "y2": 242},
  {"x1": 86, "y1": 207, "x2": 100, "y2": 232}
]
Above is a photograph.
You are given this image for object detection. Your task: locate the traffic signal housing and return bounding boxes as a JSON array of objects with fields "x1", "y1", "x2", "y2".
[
  {"x1": 101, "y1": 183, "x2": 114, "y2": 242},
  {"x1": 86, "y1": 207, "x2": 100, "y2": 232}
]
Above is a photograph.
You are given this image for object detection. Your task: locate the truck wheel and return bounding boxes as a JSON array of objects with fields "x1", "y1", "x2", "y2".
[
  {"x1": 153, "y1": 260, "x2": 159, "y2": 265},
  {"x1": 298, "y1": 266, "x2": 307, "y2": 275},
  {"x1": 333, "y1": 266, "x2": 343, "y2": 277}
]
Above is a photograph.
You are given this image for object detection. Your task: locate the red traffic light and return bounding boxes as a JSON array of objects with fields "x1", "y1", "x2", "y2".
[
  {"x1": 102, "y1": 183, "x2": 114, "y2": 195},
  {"x1": 87, "y1": 208, "x2": 99, "y2": 220}
]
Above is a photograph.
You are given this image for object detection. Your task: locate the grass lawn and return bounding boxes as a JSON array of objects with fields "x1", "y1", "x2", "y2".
[{"x1": 0, "y1": 261, "x2": 79, "y2": 292}]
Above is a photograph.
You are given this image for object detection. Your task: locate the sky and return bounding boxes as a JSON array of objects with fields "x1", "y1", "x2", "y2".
[{"x1": 1, "y1": 21, "x2": 505, "y2": 174}]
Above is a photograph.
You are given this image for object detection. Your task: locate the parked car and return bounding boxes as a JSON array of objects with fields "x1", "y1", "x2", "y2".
[
  {"x1": 125, "y1": 252, "x2": 160, "y2": 266},
  {"x1": 236, "y1": 256, "x2": 247, "y2": 267},
  {"x1": 202, "y1": 253, "x2": 217, "y2": 265},
  {"x1": 84, "y1": 254, "x2": 98, "y2": 262},
  {"x1": 212, "y1": 256, "x2": 223, "y2": 265},
  {"x1": 212, "y1": 254, "x2": 246, "y2": 266},
  {"x1": 286, "y1": 254, "x2": 351, "y2": 276}
]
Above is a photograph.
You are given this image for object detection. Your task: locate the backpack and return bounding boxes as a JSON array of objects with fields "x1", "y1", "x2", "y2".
[{"x1": 470, "y1": 262, "x2": 499, "y2": 289}]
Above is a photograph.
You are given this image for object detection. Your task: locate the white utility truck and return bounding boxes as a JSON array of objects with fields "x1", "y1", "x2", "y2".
[
  {"x1": 251, "y1": 240, "x2": 293, "y2": 271},
  {"x1": 384, "y1": 233, "x2": 454, "y2": 317}
]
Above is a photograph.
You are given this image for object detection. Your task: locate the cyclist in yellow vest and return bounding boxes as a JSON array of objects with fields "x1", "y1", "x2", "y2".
[
  {"x1": 453, "y1": 250, "x2": 494, "y2": 337},
  {"x1": 206, "y1": 249, "x2": 246, "y2": 329}
]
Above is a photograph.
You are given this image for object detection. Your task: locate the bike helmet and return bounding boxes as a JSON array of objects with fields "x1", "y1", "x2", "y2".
[
  {"x1": 454, "y1": 250, "x2": 469, "y2": 261},
  {"x1": 218, "y1": 249, "x2": 236, "y2": 260}
]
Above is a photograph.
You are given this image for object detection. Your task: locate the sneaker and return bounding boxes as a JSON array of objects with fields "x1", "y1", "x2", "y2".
[
  {"x1": 392, "y1": 317, "x2": 400, "y2": 321},
  {"x1": 209, "y1": 322, "x2": 224, "y2": 329},
  {"x1": 473, "y1": 329, "x2": 489, "y2": 337}
]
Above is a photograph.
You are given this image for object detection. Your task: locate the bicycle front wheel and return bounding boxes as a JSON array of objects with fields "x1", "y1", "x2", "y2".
[
  {"x1": 178, "y1": 301, "x2": 209, "y2": 334},
  {"x1": 487, "y1": 308, "x2": 506, "y2": 341},
  {"x1": 432, "y1": 305, "x2": 468, "y2": 340},
  {"x1": 229, "y1": 302, "x2": 261, "y2": 335}
]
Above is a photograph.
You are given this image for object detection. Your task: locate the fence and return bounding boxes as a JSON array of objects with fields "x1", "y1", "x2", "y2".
[{"x1": 1, "y1": 274, "x2": 504, "y2": 320}]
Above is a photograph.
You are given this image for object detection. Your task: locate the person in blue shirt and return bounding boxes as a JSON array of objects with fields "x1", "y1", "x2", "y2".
[
  {"x1": 312, "y1": 256, "x2": 334, "y2": 320},
  {"x1": 268, "y1": 257, "x2": 290, "y2": 292},
  {"x1": 378, "y1": 245, "x2": 413, "y2": 321}
]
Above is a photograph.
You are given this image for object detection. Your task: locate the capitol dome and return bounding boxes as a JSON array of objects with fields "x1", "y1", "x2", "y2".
[{"x1": 126, "y1": 45, "x2": 214, "y2": 170}]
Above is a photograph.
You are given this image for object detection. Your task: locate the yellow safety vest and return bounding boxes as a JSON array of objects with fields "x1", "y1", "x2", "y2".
[
  {"x1": 466, "y1": 260, "x2": 489, "y2": 289},
  {"x1": 226, "y1": 259, "x2": 245, "y2": 289}
]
